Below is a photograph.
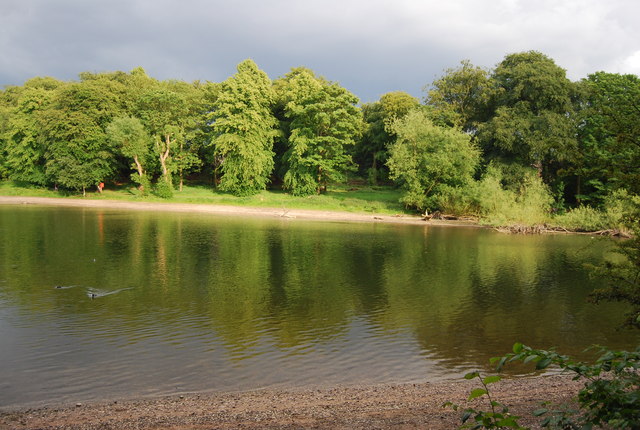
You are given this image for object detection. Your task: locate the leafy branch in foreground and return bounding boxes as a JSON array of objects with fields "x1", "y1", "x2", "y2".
[
  {"x1": 446, "y1": 343, "x2": 640, "y2": 429},
  {"x1": 498, "y1": 343, "x2": 640, "y2": 429},
  {"x1": 443, "y1": 371, "x2": 526, "y2": 429}
]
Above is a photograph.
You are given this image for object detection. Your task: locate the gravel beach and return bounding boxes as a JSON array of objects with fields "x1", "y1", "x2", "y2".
[{"x1": 0, "y1": 376, "x2": 582, "y2": 429}]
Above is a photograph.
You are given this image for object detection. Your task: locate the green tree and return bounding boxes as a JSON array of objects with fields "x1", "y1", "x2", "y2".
[
  {"x1": 41, "y1": 78, "x2": 124, "y2": 195},
  {"x1": 136, "y1": 85, "x2": 190, "y2": 196},
  {"x1": 425, "y1": 60, "x2": 492, "y2": 133},
  {"x1": 572, "y1": 72, "x2": 640, "y2": 203},
  {"x1": 106, "y1": 116, "x2": 151, "y2": 193},
  {"x1": 210, "y1": 59, "x2": 277, "y2": 196},
  {"x1": 478, "y1": 51, "x2": 577, "y2": 182},
  {"x1": 278, "y1": 68, "x2": 362, "y2": 195},
  {"x1": 356, "y1": 91, "x2": 419, "y2": 184},
  {"x1": 1, "y1": 78, "x2": 62, "y2": 185},
  {"x1": 387, "y1": 109, "x2": 480, "y2": 211}
]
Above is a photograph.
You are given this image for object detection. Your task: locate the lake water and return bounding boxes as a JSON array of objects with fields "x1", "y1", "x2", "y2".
[{"x1": 0, "y1": 205, "x2": 637, "y2": 409}]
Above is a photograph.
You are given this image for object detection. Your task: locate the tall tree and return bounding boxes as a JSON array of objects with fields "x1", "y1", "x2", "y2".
[
  {"x1": 210, "y1": 59, "x2": 277, "y2": 196},
  {"x1": 41, "y1": 78, "x2": 124, "y2": 195},
  {"x1": 277, "y1": 68, "x2": 362, "y2": 195},
  {"x1": 2, "y1": 77, "x2": 63, "y2": 185},
  {"x1": 136, "y1": 85, "x2": 190, "y2": 194},
  {"x1": 425, "y1": 60, "x2": 492, "y2": 133},
  {"x1": 572, "y1": 72, "x2": 640, "y2": 202},
  {"x1": 387, "y1": 109, "x2": 480, "y2": 211},
  {"x1": 478, "y1": 51, "x2": 577, "y2": 182}
]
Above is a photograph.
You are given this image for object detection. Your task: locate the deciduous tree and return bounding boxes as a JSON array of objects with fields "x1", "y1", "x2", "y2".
[
  {"x1": 387, "y1": 109, "x2": 480, "y2": 211},
  {"x1": 107, "y1": 116, "x2": 151, "y2": 192},
  {"x1": 278, "y1": 68, "x2": 362, "y2": 195},
  {"x1": 478, "y1": 51, "x2": 577, "y2": 182},
  {"x1": 210, "y1": 59, "x2": 277, "y2": 196}
]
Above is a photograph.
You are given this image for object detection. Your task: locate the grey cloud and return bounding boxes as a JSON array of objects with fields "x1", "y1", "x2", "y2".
[{"x1": 1, "y1": 0, "x2": 639, "y2": 102}]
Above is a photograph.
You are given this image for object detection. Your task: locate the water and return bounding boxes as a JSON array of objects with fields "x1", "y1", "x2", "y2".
[{"x1": 0, "y1": 205, "x2": 637, "y2": 409}]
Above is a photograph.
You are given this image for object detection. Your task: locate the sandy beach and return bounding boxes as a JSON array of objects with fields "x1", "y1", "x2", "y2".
[
  {"x1": 0, "y1": 195, "x2": 481, "y2": 228},
  {"x1": 0, "y1": 376, "x2": 581, "y2": 429}
]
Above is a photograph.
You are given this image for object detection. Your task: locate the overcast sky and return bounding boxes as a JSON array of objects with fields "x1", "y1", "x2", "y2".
[{"x1": 2, "y1": 0, "x2": 639, "y2": 102}]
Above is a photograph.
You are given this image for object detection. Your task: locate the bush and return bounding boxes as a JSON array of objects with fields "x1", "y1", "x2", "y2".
[
  {"x1": 472, "y1": 166, "x2": 553, "y2": 227},
  {"x1": 436, "y1": 185, "x2": 478, "y2": 217},
  {"x1": 130, "y1": 172, "x2": 151, "y2": 197},
  {"x1": 153, "y1": 178, "x2": 173, "y2": 199},
  {"x1": 552, "y1": 205, "x2": 609, "y2": 231},
  {"x1": 552, "y1": 189, "x2": 640, "y2": 233}
]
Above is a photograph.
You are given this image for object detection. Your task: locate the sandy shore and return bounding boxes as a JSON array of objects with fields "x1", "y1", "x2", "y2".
[
  {"x1": 0, "y1": 376, "x2": 581, "y2": 430},
  {"x1": 0, "y1": 195, "x2": 481, "y2": 228}
]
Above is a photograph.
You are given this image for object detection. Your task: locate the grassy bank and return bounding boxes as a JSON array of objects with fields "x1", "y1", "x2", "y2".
[{"x1": 0, "y1": 181, "x2": 410, "y2": 216}]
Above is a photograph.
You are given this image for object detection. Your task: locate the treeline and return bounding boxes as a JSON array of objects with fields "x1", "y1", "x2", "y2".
[{"x1": 0, "y1": 52, "x2": 638, "y2": 228}]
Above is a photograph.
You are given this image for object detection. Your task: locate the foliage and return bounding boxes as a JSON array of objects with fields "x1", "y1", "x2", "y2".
[
  {"x1": 277, "y1": 68, "x2": 362, "y2": 195},
  {"x1": 553, "y1": 189, "x2": 640, "y2": 233},
  {"x1": 478, "y1": 51, "x2": 577, "y2": 183},
  {"x1": 505, "y1": 343, "x2": 640, "y2": 429},
  {"x1": 444, "y1": 371, "x2": 527, "y2": 429},
  {"x1": 106, "y1": 116, "x2": 151, "y2": 193},
  {"x1": 386, "y1": 109, "x2": 480, "y2": 211},
  {"x1": 153, "y1": 176, "x2": 173, "y2": 198},
  {"x1": 40, "y1": 79, "x2": 123, "y2": 193},
  {"x1": 588, "y1": 200, "x2": 640, "y2": 328},
  {"x1": 425, "y1": 60, "x2": 492, "y2": 133},
  {"x1": 448, "y1": 343, "x2": 640, "y2": 430},
  {"x1": 136, "y1": 85, "x2": 188, "y2": 183},
  {"x1": 2, "y1": 78, "x2": 63, "y2": 185},
  {"x1": 356, "y1": 91, "x2": 420, "y2": 184},
  {"x1": 472, "y1": 165, "x2": 553, "y2": 227},
  {"x1": 210, "y1": 59, "x2": 277, "y2": 196},
  {"x1": 572, "y1": 72, "x2": 640, "y2": 203}
]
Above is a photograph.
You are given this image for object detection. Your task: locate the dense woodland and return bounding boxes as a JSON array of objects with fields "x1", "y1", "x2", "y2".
[{"x1": 1, "y1": 52, "x2": 639, "y2": 229}]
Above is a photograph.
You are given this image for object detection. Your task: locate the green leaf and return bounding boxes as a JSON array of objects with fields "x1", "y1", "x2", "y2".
[
  {"x1": 461, "y1": 410, "x2": 473, "y2": 423},
  {"x1": 536, "y1": 358, "x2": 552, "y2": 370},
  {"x1": 483, "y1": 375, "x2": 501, "y2": 385},
  {"x1": 495, "y1": 356, "x2": 508, "y2": 371},
  {"x1": 468, "y1": 388, "x2": 488, "y2": 400},
  {"x1": 532, "y1": 408, "x2": 548, "y2": 416},
  {"x1": 513, "y1": 342, "x2": 524, "y2": 353},
  {"x1": 464, "y1": 371, "x2": 480, "y2": 380}
]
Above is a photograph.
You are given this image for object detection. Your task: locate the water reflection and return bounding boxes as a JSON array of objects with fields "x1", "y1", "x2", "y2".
[{"x1": 0, "y1": 205, "x2": 637, "y2": 408}]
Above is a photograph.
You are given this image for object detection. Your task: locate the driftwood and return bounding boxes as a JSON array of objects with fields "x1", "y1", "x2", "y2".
[
  {"x1": 422, "y1": 211, "x2": 459, "y2": 221},
  {"x1": 494, "y1": 224, "x2": 632, "y2": 237}
]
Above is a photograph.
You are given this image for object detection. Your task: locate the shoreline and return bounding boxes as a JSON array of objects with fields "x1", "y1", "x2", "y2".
[
  {"x1": 0, "y1": 195, "x2": 482, "y2": 228},
  {"x1": 0, "y1": 375, "x2": 581, "y2": 429}
]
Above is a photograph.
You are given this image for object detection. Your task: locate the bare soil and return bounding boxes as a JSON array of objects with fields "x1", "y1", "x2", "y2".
[{"x1": 0, "y1": 376, "x2": 581, "y2": 430}]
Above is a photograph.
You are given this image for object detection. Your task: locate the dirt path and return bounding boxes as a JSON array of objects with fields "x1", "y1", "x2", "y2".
[
  {"x1": 0, "y1": 376, "x2": 580, "y2": 429},
  {"x1": 0, "y1": 196, "x2": 481, "y2": 228}
]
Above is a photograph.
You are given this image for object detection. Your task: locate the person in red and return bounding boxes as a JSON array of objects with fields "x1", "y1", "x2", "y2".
[{"x1": 97, "y1": 182, "x2": 105, "y2": 193}]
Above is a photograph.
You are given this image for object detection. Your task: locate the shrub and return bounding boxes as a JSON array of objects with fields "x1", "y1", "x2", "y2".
[
  {"x1": 153, "y1": 178, "x2": 173, "y2": 199},
  {"x1": 472, "y1": 166, "x2": 553, "y2": 227}
]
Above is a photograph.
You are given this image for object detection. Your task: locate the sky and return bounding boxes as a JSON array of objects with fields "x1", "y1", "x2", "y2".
[{"x1": 1, "y1": 0, "x2": 639, "y2": 103}]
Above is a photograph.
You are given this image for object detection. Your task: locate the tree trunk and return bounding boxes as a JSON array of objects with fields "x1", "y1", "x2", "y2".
[
  {"x1": 82, "y1": 186, "x2": 86, "y2": 197},
  {"x1": 159, "y1": 134, "x2": 171, "y2": 181},
  {"x1": 133, "y1": 155, "x2": 145, "y2": 191}
]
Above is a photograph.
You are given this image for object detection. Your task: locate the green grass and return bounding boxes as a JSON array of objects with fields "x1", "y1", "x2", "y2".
[{"x1": 0, "y1": 180, "x2": 411, "y2": 216}]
